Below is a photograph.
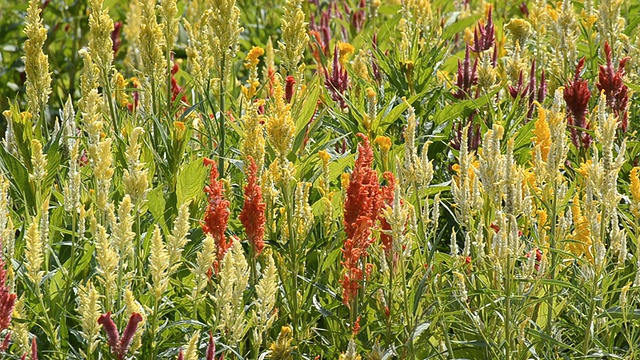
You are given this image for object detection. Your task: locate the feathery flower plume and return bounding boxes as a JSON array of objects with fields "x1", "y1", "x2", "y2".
[
  {"x1": 242, "y1": 99, "x2": 267, "y2": 173},
  {"x1": 253, "y1": 252, "x2": 279, "y2": 346},
  {"x1": 324, "y1": 44, "x2": 350, "y2": 109},
  {"x1": 202, "y1": 158, "x2": 232, "y2": 264},
  {"x1": 339, "y1": 339, "x2": 361, "y2": 360},
  {"x1": 78, "y1": 282, "x2": 102, "y2": 357},
  {"x1": 182, "y1": 330, "x2": 200, "y2": 360},
  {"x1": 285, "y1": 76, "x2": 296, "y2": 103},
  {"x1": 453, "y1": 44, "x2": 478, "y2": 100},
  {"x1": 279, "y1": 0, "x2": 309, "y2": 79},
  {"x1": 215, "y1": 239, "x2": 249, "y2": 345},
  {"x1": 207, "y1": 0, "x2": 243, "y2": 82},
  {"x1": 24, "y1": 221, "x2": 43, "y2": 285},
  {"x1": 167, "y1": 202, "x2": 191, "y2": 272},
  {"x1": 111, "y1": 22, "x2": 122, "y2": 54},
  {"x1": 0, "y1": 239, "x2": 15, "y2": 333},
  {"x1": 206, "y1": 331, "x2": 216, "y2": 360},
  {"x1": 87, "y1": 0, "x2": 114, "y2": 80},
  {"x1": 243, "y1": 46, "x2": 264, "y2": 99},
  {"x1": 97, "y1": 312, "x2": 144, "y2": 360},
  {"x1": 341, "y1": 134, "x2": 383, "y2": 306},
  {"x1": 630, "y1": 167, "x2": 640, "y2": 216},
  {"x1": 191, "y1": 234, "x2": 217, "y2": 302},
  {"x1": 149, "y1": 225, "x2": 170, "y2": 297},
  {"x1": 139, "y1": 0, "x2": 165, "y2": 111},
  {"x1": 240, "y1": 157, "x2": 266, "y2": 256},
  {"x1": 95, "y1": 223, "x2": 119, "y2": 302},
  {"x1": 471, "y1": 6, "x2": 495, "y2": 53},
  {"x1": 23, "y1": 0, "x2": 51, "y2": 119},
  {"x1": 596, "y1": 42, "x2": 629, "y2": 132},
  {"x1": 564, "y1": 57, "x2": 592, "y2": 149},
  {"x1": 30, "y1": 337, "x2": 38, "y2": 360}
]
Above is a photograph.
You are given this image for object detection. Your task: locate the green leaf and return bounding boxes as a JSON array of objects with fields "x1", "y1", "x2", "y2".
[
  {"x1": 176, "y1": 159, "x2": 208, "y2": 206},
  {"x1": 148, "y1": 186, "x2": 167, "y2": 230},
  {"x1": 0, "y1": 144, "x2": 35, "y2": 210},
  {"x1": 432, "y1": 88, "x2": 500, "y2": 126}
]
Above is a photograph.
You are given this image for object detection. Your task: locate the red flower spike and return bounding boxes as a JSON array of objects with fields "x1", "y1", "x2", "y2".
[
  {"x1": 97, "y1": 312, "x2": 120, "y2": 355},
  {"x1": 119, "y1": 313, "x2": 143, "y2": 359},
  {"x1": 352, "y1": 316, "x2": 362, "y2": 335},
  {"x1": 563, "y1": 58, "x2": 592, "y2": 149},
  {"x1": 0, "y1": 239, "x2": 16, "y2": 332},
  {"x1": 177, "y1": 348, "x2": 184, "y2": 360},
  {"x1": 596, "y1": 42, "x2": 630, "y2": 132},
  {"x1": 453, "y1": 44, "x2": 479, "y2": 100},
  {"x1": 324, "y1": 44, "x2": 349, "y2": 109},
  {"x1": 285, "y1": 76, "x2": 296, "y2": 103},
  {"x1": 537, "y1": 69, "x2": 547, "y2": 104},
  {"x1": 202, "y1": 159, "x2": 232, "y2": 265},
  {"x1": 111, "y1": 22, "x2": 122, "y2": 55},
  {"x1": 471, "y1": 7, "x2": 495, "y2": 53},
  {"x1": 239, "y1": 156, "x2": 266, "y2": 257},
  {"x1": 171, "y1": 60, "x2": 189, "y2": 105},
  {"x1": 1, "y1": 332, "x2": 10, "y2": 351},
  {"x1": 206, "y1": 332, "x2": 216, "y2": 360},
  {"x1": 31, "y1": 337, "x2": 38, "y2": 360},
  {"x1": 98, "y1": 312, "x2": 143, "y2": 360}
]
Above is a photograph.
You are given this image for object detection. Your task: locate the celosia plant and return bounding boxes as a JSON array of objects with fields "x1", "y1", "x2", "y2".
[{"x1": 1, "y1": 0, "x2": 640, "y2": 359}]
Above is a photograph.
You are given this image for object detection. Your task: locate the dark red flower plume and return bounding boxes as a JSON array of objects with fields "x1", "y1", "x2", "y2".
[
  {"x1": 564, "y1": 57, "x2": 592, "y2": 149},
  {"x1": 596, "y1": 42, "x2": 630, "y2": 132}
]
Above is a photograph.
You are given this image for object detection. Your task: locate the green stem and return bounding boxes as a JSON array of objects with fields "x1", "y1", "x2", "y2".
[
  {"x1": 505, "y1": 251, "x2": 512, "y2": 360},
  {"x1": 167, "y1": 48, "x2": 173, "y2": 117},
  {"x1": 35, "y1": 286, "x2": 62, "y2": 360},
  {"x1": 149, "y1": 296, "x2": 160, "y2": 359},
  {"x1": 283, "y1": 181, "x2": 300, "y2": 349},
  {"x1": 386, "y1": 261, "x2": 394, "y2": 348},
  {"x1": 218, "y1": 54, "x2": 227, "y2": 177},
  {"x1": 399, "y1": 253, "x2": 415, "y2": 359},
  {"x1": 546, "y1": 178, "x2": 559, "y2": 349},
  {"x1": 101, "y1": 68, "x2": 118, "y2": 135}
]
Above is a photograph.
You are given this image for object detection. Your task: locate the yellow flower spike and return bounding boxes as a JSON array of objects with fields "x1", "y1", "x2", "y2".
[
  {"x1": 537, "y1": 209, "x2": 548, "y2": 228},
  {"x1": 374, "y1": 136, "x2": 391, "y2": 153},
  {"x1": 269, "y1": 326, "x2": 296, "y2": 360},
  {"x1": 245, "y1": 46, "x2": 265, "y2": 68},
  {"x1": 630, "y1": 167, "x2": 640, "y2": 216},
  {"x1": 341, "y1": 172, "x2": 350, "y2": 190},
  {"x1": 338, "y1": 41, "x2": 355, "y2": 65},
  {"x1": 24, "y1": 0, "x2": 52, "y2": 119},
  {"x1": 464, "y1": 27, "x2": 474, "y2": 45},
  {"x1": 532, "y1": 106, "x2": 551, "y2": 162},
  {"x1": 505, "y1": 18, "x2": 532, "y2": 45},
  {"x1": 20, "y1": 111, "x2": 33, "y2": 124},
  {"x1": 318, "y1": 150, "x2": 331, "y2": 164}
]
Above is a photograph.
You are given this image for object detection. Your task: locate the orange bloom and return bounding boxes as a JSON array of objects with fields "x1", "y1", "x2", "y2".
[
  {"x1": 239, "y1": 156, "x2": 266, "y2": 256},
  {"x1": 202, "y1": 158, "x2": 232, "y2": 265},
  {"x1": 341, "y1": 134, "x2": 384, "y2": 306}
]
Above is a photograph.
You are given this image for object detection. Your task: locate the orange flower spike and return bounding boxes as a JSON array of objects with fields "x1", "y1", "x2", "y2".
[
  {"x1": 341, "y1": 133, "x2": 384, "y2": 306},
  {"x1": 343, "y1": 133, "x2": 382, "y2": 239},
  {"x1": 239, "y1": 156, "x2": 266, "y2": 257},
  {"x1": 202, "y1": 158, "x2": 232, "y2": 263}
]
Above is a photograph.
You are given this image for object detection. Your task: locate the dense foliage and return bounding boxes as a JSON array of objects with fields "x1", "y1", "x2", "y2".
[{"x1": 1, "y1": 0, "x2": 640, "y2": 359}]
